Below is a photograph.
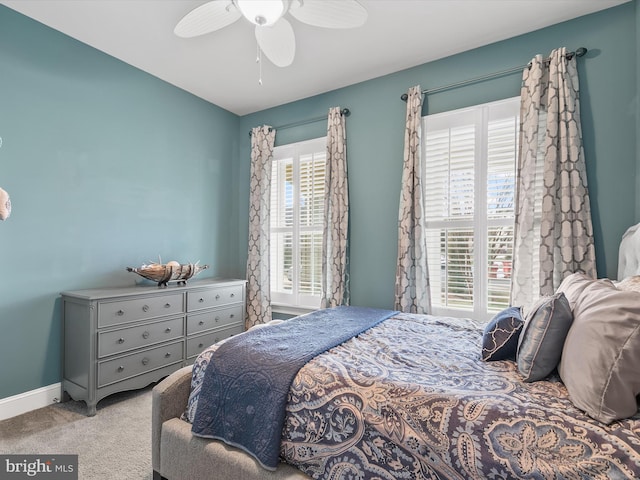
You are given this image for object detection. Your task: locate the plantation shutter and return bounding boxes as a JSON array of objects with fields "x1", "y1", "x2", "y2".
[
  {"x1": 423, "y1": 97, "x2": 518, "y2": 320},
  {"x1": 270, "y1": 138, "x2": 326, "y2": 309},
  {"x1": 298, "y1": 150, "x2": 326, "y2": 297},
  {"x1": 486, "y1": 114, "x2": 517, "y2": 309}
]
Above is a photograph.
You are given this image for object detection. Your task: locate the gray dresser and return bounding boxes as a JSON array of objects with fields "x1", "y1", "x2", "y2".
[{"x1": 61, "y1": 278, "x2": 245, "y2": 415}]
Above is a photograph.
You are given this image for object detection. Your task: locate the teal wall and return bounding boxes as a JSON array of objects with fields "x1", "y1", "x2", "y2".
[
  {"x1": 236, "y1": 2, "x2": 638, "y2": 308},
  {"x1": 0, "y1": 6, "x2": 240, "y2": 399},
  {"x1": 1, "y1": 2, "x2": 638, "y2": 402}
]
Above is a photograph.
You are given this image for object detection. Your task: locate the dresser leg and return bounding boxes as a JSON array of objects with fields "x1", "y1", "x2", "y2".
[{"x1": 86, "y1": 402, "x2": 97, "y2": 416}]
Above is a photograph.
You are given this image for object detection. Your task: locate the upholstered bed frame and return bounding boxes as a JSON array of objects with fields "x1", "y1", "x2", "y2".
[
  {"x1": 152, "y1": 365, "x2": 311, "y2": 480},
  {"x1": 152, "y1": 223, "x2": 640, "y2": 480},
  {"x1": 618, "y1": 222, "x2": 640, "y2": 280}
]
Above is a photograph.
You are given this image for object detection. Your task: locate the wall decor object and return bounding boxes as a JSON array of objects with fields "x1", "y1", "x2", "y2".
[
  {"x1": 127, "y1": 261, "x2": 209, "y2": 287},
  {"x1": 0, "y1": 187, "x2": 10, "y2": 221},
  {"x1": 0, "y1": 135, "x2": 9, "y2": 221}
]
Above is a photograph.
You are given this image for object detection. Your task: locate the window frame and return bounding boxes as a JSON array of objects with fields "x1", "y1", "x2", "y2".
[
  {"x1": 422, "y1": 96, "x2": 519, "y2": 322},
  {"x1": 269, "y1": 136, "x2": 326, "y2": 312}
]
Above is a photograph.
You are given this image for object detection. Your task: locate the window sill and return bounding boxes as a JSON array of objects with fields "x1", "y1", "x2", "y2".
[
  {"x1": 271, "y1": 303, "x2": 318, "y2": 317},
  {"x1": 430, "y1": 306, "x2": 494, "y2": 324}
]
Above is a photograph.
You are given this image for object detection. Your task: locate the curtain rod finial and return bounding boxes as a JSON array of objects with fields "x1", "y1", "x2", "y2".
[
  {"x1": 575, "y1": 47, "x2": 587, "y2": 57},
  {"x1": 400, "y1": 93, "x2": 408, "y2": 102}
]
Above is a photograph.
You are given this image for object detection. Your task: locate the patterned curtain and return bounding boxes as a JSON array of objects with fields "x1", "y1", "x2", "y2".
[
  {"x1": 395, "y1": 85, "x2": 432, "y2": 314},
  {"x1": 511, "y1": 48, "x2": 596, "y2": 308},
  {"x1": 246, "y1": 126, "x2": 276, "y2": 328},
  {"x1": 321, "y1": 107, "x2": 350, "y2": 308}
]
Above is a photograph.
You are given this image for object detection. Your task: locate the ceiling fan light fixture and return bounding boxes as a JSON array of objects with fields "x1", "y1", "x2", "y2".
[
  {"x1": 235, "y1": 0, "x2": 286, "y2": 26},
  {"x1": 175, "y1": 0, "x2": 367, "y2": 75}
]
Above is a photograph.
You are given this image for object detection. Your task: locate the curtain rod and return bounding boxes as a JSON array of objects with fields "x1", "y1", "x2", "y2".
[
  {"x1": 400, "y1": 47, "x2": 587, "y2": 101},
  {"x1": 248, "y1": 108, "x2": 350, "y2": 136}
]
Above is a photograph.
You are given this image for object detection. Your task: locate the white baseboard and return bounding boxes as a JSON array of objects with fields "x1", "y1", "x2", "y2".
[{"x1": 0, "y1": 383, "x2": 62, "y2": 421}]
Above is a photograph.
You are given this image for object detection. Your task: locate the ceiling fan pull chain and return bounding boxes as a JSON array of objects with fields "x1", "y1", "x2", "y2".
[{"x1": 256, "y1": 39, "x2": 263, "y2": 86}]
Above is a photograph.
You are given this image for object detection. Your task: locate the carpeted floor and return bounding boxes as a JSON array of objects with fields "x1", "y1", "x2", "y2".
[{"x1": 0, "y1": 386, "x2": 154, "y2": 479}]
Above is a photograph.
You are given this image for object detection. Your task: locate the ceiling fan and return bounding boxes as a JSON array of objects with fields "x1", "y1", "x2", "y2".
[{"x1": 174, "y1": 0, "x2": 368, "y2": 69}]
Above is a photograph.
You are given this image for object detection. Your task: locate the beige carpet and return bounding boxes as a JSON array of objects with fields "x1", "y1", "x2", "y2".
[{"x1": 0, "y1": 386, "x2": 154, "y2": 480}]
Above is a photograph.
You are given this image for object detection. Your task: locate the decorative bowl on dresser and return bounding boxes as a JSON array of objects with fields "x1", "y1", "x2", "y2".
[{"x1": 61, "y1": 278, "x2": 246, "y2": 415}]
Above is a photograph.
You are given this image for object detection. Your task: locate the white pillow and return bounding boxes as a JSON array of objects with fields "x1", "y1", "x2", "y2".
[{"x1": 614, "y1": 275, "x2": 640, "y2": 293}]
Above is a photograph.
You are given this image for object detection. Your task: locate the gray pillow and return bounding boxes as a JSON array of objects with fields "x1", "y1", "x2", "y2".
[
  {"x1": 517, "y1": 292, "x2": 573, "y2": 382},
  {"x1": 558, "y1": 279, "x2": 640, "y2": 424}
]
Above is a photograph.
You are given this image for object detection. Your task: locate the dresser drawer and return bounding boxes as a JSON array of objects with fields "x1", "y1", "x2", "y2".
[
  {"x1": 98, "y1": 316, "x2": 184, "y2": 358},
  {"x1": 98, "y1": 340, "x2": 183, "y2": 387},
  {"x1": 187, "y1": 285, "x2": 243, "y2": 312},
  {"x1": 98, "y1": 293, "x2": 184, "y2": 327},
  {"x1": 187, "y1": 305, "x2": 243, "y2": 335},
  {"x1": 186, "y1": 325, "x2": 244, "y2": 358}
]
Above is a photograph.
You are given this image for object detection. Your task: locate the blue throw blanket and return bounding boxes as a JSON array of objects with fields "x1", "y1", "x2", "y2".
[{"x1": 191, "y1": 306, "x2": 398, "y2": 470}]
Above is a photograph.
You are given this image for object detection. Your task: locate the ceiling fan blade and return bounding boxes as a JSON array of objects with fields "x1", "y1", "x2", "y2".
[
  {"x1": 255, "y1": 18, "x2": 296, "y2": 67},
  {"x1": 174, "y1": 0, "x2": 242, "y2": 38},
  {"x1": 289, "y1": 0, "x2": 367, "y2": 29}
]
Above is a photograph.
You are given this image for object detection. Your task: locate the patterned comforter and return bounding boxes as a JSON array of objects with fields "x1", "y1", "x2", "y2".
[{"x1": 185, "y1": 312, "x2": 640, "y2": 480}]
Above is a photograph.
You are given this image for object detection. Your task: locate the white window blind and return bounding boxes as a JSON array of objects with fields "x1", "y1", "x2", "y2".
[
  {"x1": 270, "y1": 137, "x2": 326, "y2": 310},
  {"x1": 423, "y1": 97, "x2": 519, "y2": 320}
]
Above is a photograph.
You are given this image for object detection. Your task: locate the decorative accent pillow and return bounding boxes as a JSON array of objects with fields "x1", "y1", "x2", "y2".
[
  {"x1": 481, "y1": 307, "x2": 523, "y2": 361},
  {"x1": 517, "y1": 292, "x2": 573, "y2": 382},
  {"x1": 558, "y1": 279, "x2": 640, "y2": 424}
]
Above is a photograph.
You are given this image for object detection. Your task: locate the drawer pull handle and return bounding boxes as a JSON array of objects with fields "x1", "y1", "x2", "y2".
[
  {"x1": 214, "y1": 337, "x2": 220, "y2": 343},
  {"x1": 198, "y1": 320, "x2": 205, "y2": 326},
  {"x1": 142, "y1": 331, "x2": 150, "y2": 339},
  {"x1": 230, "y1": 314, "x2": 234, "y2": 319},
  {"x1": 198, "y1": 298, "x2": 204, "y2": 303},
  {"x1": 165, "y1": 352, "x2": 172, "y2": 358},
  {"x1": 165, "y1": 327, "x2": 172, "y2": 333},
  {"x1": 118, "y1": 338, "x2": 125, "y2": 344},
  {"x1": 164, "y1": 303, "x2": 171, "y2": 308},
  {"x1": 142, "y1": 305, "x2": 149, "y2": 312},
  {"x1": 142, "y1": 358, "x2": 150, "y2": 366},
  {"x1": 230, "y1": 293, "x2": 235, "y2": 298},
  {"x1": 215, "y1": 294, "x2": 220, "y2": 300},
  {"x1": 117, "y1": 366, "x2": 124, "y2": 372},
  {"x1": 198, "y1": 343, "x2": 204, "y2": 348},
  {"x1": 116, "y1": 310, "x2": 124, "y2": 316},
  {"x1": 215, "y1": 317, "x2": 219, "y2": 323}
]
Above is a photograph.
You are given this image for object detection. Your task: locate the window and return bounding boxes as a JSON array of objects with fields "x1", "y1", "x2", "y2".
[
  {"x1": 270, "y1": 137, "x2": 326, "y2": 310},
  {"x1": 423, "y1": 97, "x2": 519, "y2": 320}
]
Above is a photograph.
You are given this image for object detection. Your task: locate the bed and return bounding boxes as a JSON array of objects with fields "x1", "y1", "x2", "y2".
[{"x1": 152, "y1": 227, "x2": 640, "y2": 480}]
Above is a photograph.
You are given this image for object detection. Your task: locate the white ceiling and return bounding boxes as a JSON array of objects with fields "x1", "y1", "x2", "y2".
[{"x1": 2, "y1": 0, "x2": 629, "y2": 116}]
